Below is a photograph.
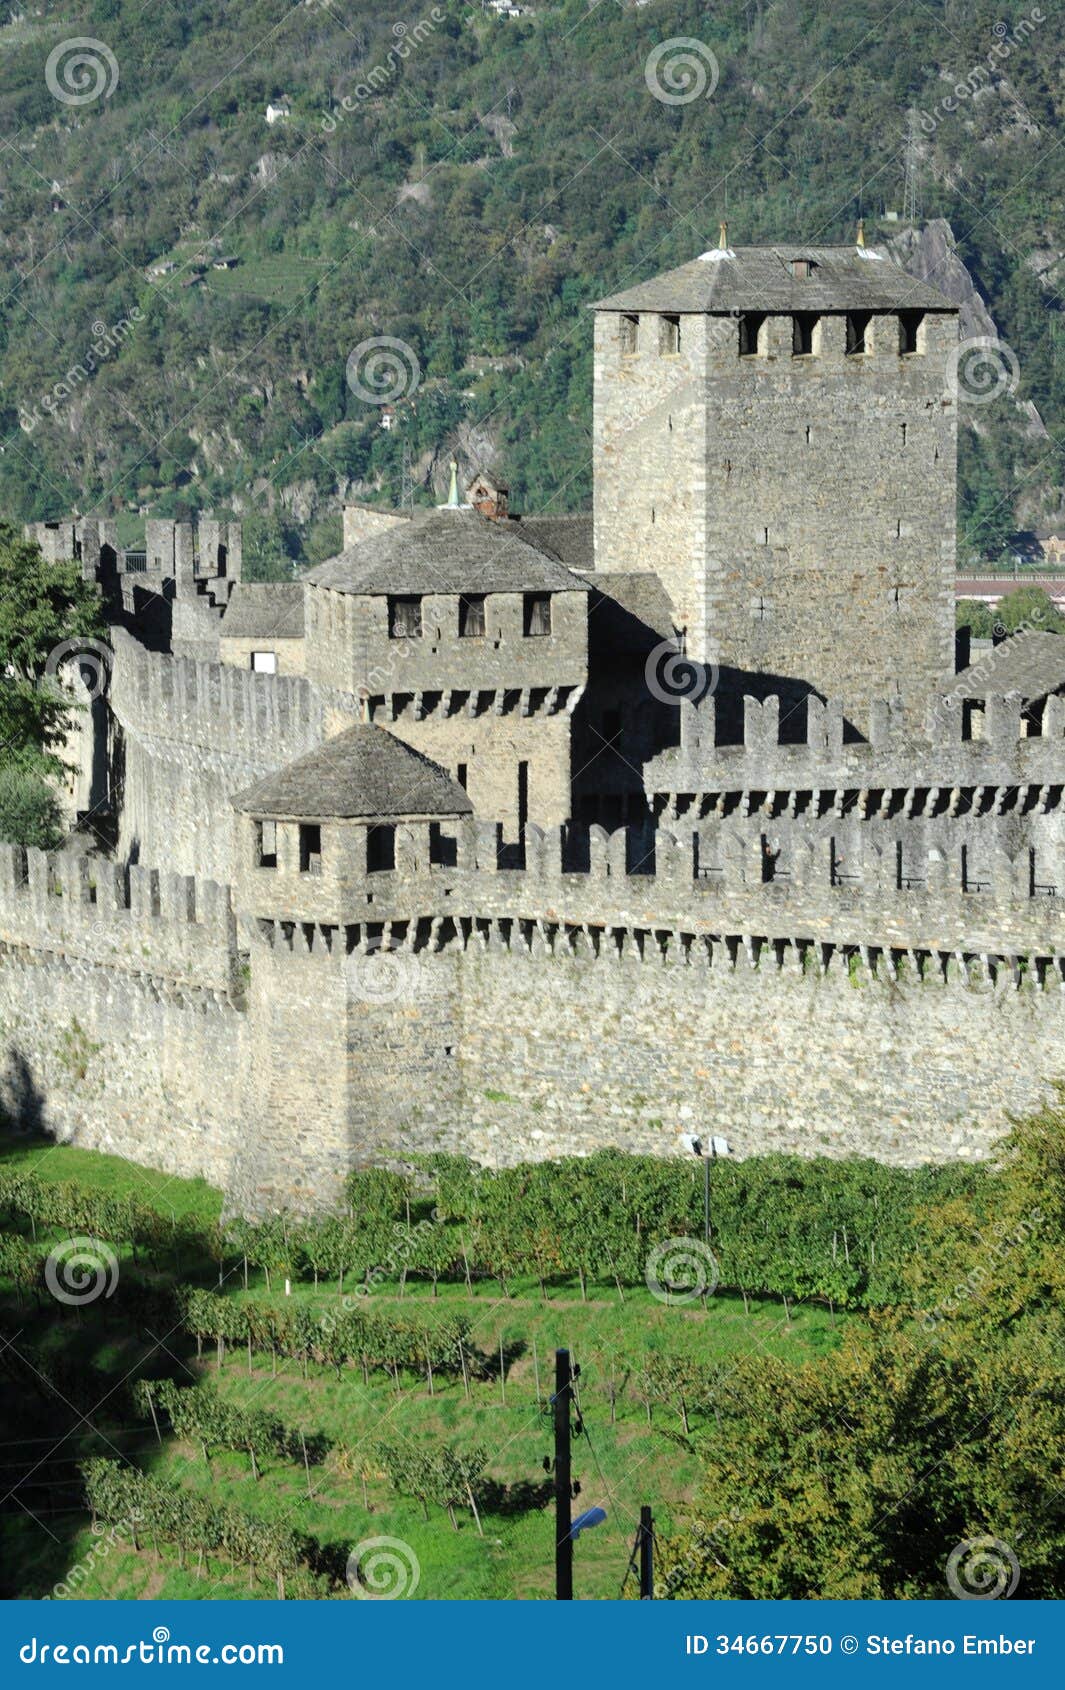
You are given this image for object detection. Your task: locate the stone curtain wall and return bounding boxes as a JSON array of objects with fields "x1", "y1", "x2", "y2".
[
  {"x1": 449, "y1": 939, "x2": 1060, "y2": 1169},
  {"x1": 1, "y1": 843, "x2": 1063, "y2": 1211},
  {"x1": 109, "y1": 630, "x2": 326, "y2": 880},
  {"x1": 0, "y1": 955, "x2": 247, "y2": 1194}
]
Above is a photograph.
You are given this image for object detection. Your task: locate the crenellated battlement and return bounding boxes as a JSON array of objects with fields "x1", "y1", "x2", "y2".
[
  {"x1": 647, "y1": 687, "x2": 1064, "y2": 809},
  {"x1": 0, "y1": 846, "x2": 238, "y2": 993},
  {"x1": 109, "y1": 628, "x2": 324, "y2": 760}
]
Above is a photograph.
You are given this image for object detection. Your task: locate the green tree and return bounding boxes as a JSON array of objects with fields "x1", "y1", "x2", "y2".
[{"x1": 0, "y1": 524, "x2": 104, "y2": 782}]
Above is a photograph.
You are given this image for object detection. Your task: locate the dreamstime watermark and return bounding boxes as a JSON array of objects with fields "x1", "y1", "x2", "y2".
[
  {"x1": 322, "y1": 11, "x2": 445, "y2": 130},
  {"x1": 345, "y1": 336, "x2": 422, "y2": 405},
  {"x1": 345, "y1": 937, "x2": 424, "y2": 1005},
  {"x1": 645, "y1": 640, "x2": 719, "y2": 708},
  {"x1": 45, "y1": 38, "x2": 119, "y2": 106},
  {"x1": 645, "y1": 1236, "x2": 720, "y2": 1305},
  {"x1": 644, "y1": 38, "x2": 720, "y2": 105},
  {"x1": 350, "y1": 1212, "x2": 442, "y2": 1298},
  {"x1": 44, "y1": 1236, "x2": 120, "y2": 1306},
  {"x1": 346, "y1": 1534, "x2": 421, "y2": 1598},
  {"x1": 913, "y1": 11, "x2": 1044, "y2": 136},
  {"x1": 660, "y1": 1509, "x2": 745, "y2": 1597},
  {"x1": 19, "y1": 308, "x2": 143, "y2": 434},
  {"x1": 920, "y1": 1207, "x2": 1043, "y2": 1330},
  {"x1": 930, "y1": 603, "x2": 1052, "y2": 736},
  {"x1": 946, "y1": 1535, "x2": 1020, "y2": 1600},
  {"x1": 45, "y1": 637, "x2": 114, "y2": 702},
  {"x1": 46, "y1": 1514, "x2": 143, "y2": 1600},
  {"x1": 944, "y1": 336, "x2": 1020, "y2": 407}
]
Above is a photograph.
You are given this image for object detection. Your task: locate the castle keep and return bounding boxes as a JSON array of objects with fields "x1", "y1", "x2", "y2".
[{"x1": 6, "y1": 237, "x2": 1065, "y2": 1214}]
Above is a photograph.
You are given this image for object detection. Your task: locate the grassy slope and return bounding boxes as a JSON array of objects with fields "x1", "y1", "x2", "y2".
[{"x1": 0, "y1": 1139, "x2": 838, "y2": 1600}]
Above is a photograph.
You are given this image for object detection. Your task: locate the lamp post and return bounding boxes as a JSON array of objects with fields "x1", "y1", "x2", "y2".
[{"x1": 681, "y1": 1133, "x2": 730, "y2": 1246}]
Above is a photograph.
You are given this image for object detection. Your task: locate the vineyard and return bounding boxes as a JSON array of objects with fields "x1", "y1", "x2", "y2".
[{"x1": 0, "y1": 1134, "x2": 997, "y2": 1600}]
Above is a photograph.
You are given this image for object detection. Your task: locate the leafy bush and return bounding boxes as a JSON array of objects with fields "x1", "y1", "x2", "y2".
[{"x1": 0, "y1": 765, "x2": 63, "y2": 849}]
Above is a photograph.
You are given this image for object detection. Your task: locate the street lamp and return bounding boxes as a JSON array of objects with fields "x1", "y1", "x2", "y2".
[{"x1": 680, "y1": 1133, "x2": 730, "y2": 1246}]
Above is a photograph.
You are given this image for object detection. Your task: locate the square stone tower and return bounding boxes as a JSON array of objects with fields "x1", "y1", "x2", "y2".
[{"x1": 592, "y1": 237, "x2": 960, "y2": 728}]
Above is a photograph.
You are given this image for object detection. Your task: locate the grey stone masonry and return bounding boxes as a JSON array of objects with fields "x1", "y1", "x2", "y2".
[{"x1": 593, "y1": 244, "x2": 958, "y2": 730}]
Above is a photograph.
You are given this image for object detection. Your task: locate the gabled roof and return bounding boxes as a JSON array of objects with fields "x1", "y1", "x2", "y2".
[
  {"x1": 592, "y1": 245, "x2": 958, "y2": 315},
  {"x1": 306, "y1": 507, "x2": 590, "y2": 596},
  {"x1": 589, "y1": 573, "x2": 677, "y2": 651},
  {"x1": 220, "y1": 582, "x2": 305, "y2": 640},
  {"x1": 232, "y1": 723, "x2": 474, "y2": 821},
  {"x1": 515, "y1": 513, "x2": 594, "y2": 571},
  {"x1": 951, "y1": 630, "x2": 1065, "y2": 702}
]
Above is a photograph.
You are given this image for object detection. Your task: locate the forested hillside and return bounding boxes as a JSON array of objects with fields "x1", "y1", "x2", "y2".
[{"x1": 0, "y1": 0, "x2": 1062, "y2": 568}]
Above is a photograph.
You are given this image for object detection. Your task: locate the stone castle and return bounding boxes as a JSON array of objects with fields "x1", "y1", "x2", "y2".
[{"x1": 5, "y1": 234, "x2": 1065, "y2": 1213}]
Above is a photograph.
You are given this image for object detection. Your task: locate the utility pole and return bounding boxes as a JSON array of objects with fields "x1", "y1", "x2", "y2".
[
  {"x1": 639, "y1": 1506, "x2": 654, "y2": 1599},
  {"x1": 554, "y1": 1348, "x2": 574, "y2": 1600}
]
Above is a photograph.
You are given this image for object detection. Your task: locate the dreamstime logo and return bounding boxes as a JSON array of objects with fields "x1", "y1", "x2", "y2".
[
  {"x1": 322, "y1": 9, "x2": 445, "y2": 130},
  {"x1": 45, "y1": 637, "x2": 113, "y2": 701},
  {"x1": 645, "y1": 38, "x2": 719, "y2": 105},
  {"x1": 45, "y1": 38, "x2": 119, "y2": 106},
  {"x1": 48, "y1": 1513, "x2": 143, "y2": 1599},
  {"x1": 946, "y1": 1536, "x2": 1020, "y2": 1600},
  {"x1": 945, "y1": 337, "x2": 1019, "y2": 407},
  {"x1": 644, "y1": 640, "x2": 718, "y2": 708},
  {"x1": 44, "y1": 1237, "x2": 119, "y2": 1306},
  {"x1": 345, "y1": 940, "x2": 423, "y2": 1005},
  {"x1": 645, "y1": 1237, "x2": 720, "y2": 1305},
  {"x1": 346, "y1": 1535, "x2": 421, "y2": 1599},
  {"x1": 19, "y1": 306, "x2": 142, "y2": 434},
  {"x1": 345, "y1": 337, "x2": 422, "y2": 405}
]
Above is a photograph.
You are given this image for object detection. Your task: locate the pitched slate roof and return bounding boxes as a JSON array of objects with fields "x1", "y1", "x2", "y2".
[
  {"x1": 592, "y1": 245, "x2": 958, "y2": 315},
  {"x1": 514, "y1": 514, "x2": 594, "y2": 571},
  {"x1": 232, "y1": 724, "x2": 474, "y2": 820},
  {"x1": 306, "y1": 507, "x2": 590, "y2": 596},
  {"x1": 952, "y1": 630, "x2": 1065, "y2": 702},
  {"x1": 589, "y1": 573, "x2": 677, "y2": 651},
  {"x1": 220, "y1": 583, "x2": 305, "y2": 640}
]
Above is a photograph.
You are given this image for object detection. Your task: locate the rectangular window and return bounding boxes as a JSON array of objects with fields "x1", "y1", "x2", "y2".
[
  {"x1": 250, "y1": 650, "x2": 277, "y2": 674},
  {"x1": 298, "y1": 823, "x2": 322, "y2": 875},
  {"x1": 367, "y1": 824, "x2": 396, "y2": 873},
  {"x1": 523, "y1": 593, "x2": 552, "y2": 637},
  {"x1": 899, "y1": 310, "x2": 924, "y2": 355},
  {"x1": 388, "y1": 595, "x2": 422, "y2": 638},
  {"x1": 456, "y1": 762, "x2": 468, "y2": 790},
  {"x1": 659, "y1": 314, "x2": 681, "y2": 355},
  {"x1": 517, "y1": 761, "x2": 529, "y2": 834},
  {"x1": 845, "y1": 311, "x2": 872, "y2": 355},
  {"x1": 792, "y1": 313, "x2": 819, "y2": 356},
  {"x1": 738, "y1": 312, "x2": 765, "y2": 356},
  {"x1": 459, "y1": 594, "x2": 486, "y2": 638},
  {"x1": 254, "y1": 819, "x2": 277, "y2": 869},
  {"x1": 429, "y1": 822, "x2": 457, "y2": 867},
  {"x1": 619, "y1": 313, "x2": 638, "y2": 354}
]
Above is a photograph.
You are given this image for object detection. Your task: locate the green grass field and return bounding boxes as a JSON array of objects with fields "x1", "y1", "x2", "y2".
[{"x1": 0, "y1": 1137, "x2": 841, "y2": 1600}]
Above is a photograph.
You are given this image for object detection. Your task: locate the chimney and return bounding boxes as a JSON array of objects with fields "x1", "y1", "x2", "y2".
[{"x1": 468, "y1": 477, "x2": 509, "y2": 521}]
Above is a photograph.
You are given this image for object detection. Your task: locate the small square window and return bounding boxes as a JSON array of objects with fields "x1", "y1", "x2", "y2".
[
  {"x1": 459, "y1": 594, "x2": 486, "y2": 638},
  {"x1": 251, "y1": 650, "x2": 277, "y2": 674},
  {"x1": 299, "y1": 823, "x2": 322, "y2": 875},
  {"x1": 899, "y1": 311, "x2": 924, "y2": 355},
  {"x1": 619, "y1": 313, "x2": 638, "y2": 354},
  {"x1": 659, "y1": 314, "x2": 680, "y2": 355},
  {"x1": 845, "y1": 311, "x2": 872, "y2": 355},
  {"x1": 523, "y1": 593, "x2": 551, "y2": 637},
  {"x1": 388, "y1": 595, "x2": 422, "y2": 638},
  {"x1": 254, "y1": 819, "x2": 277, "y2": 869},
  {"x1": 792, "y1": 313, "x2": 819, "y2": 356},
  {"x1": 789, "y1": 257, "x2": 817, "y2": 279},
  {"x1": 738, "y1": 312, "x2": 765, "y2": 356},
  {"x1": 367, "y1": 824, "x2": 396, "y2": 873}
]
